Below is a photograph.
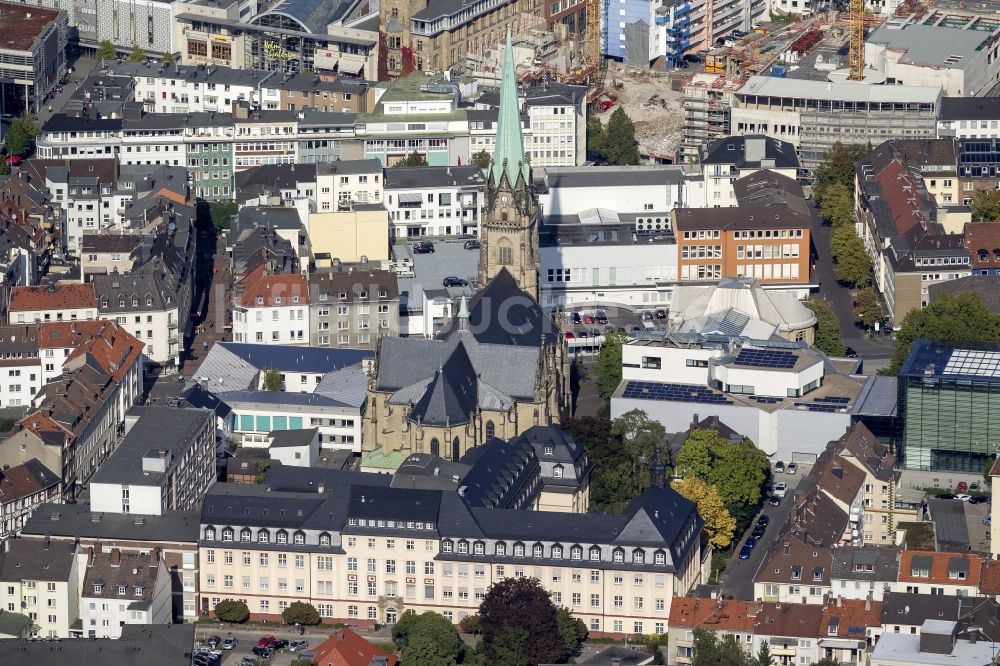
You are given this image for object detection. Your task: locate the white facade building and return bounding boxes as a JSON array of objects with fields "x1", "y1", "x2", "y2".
[
  {"x1": 80, "y1": 549, "x2": 172, "y2": 639},
  {"x1": 384, "y1": 166, "x2": 486, "y2": 238},
  {"x1": 231, "y1": 269, "x2": 310, "y2": 346}
]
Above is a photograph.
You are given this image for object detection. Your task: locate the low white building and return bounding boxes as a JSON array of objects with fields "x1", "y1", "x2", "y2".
[
  {"x1": 0, "y1": 540, "x2": 81, "y2": 638},
  {"x1": 258, "y1": 428, "x2": 320, "y2": 467},
  {"x1": 611, "y1": 332, "x2": 861, "y2": 461},
  {"x1": 700, "y1": 135, "x2": 800, "y2": 208},
  {"x1": 80, "y1": 548, "x2": 172, "y2": 639},
  {"x1": 384, "y1": 166, "x2": 486, "y2": 239}
]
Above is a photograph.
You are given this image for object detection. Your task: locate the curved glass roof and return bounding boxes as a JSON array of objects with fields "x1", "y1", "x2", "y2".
[{"x1": 252, "y1": 0, "x2": 361, "y2": 34}]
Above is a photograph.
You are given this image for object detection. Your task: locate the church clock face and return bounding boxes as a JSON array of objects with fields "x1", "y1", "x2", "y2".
[{"x1": 500, "y1": 194, "x2": 510, "y2": 204}]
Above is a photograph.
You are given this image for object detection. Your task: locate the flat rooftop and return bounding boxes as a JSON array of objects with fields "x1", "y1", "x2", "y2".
[
  {"x1": 737, "y1": 75, "x2": 941, "y2": 104},
  {"x1": 394, "y1": 239, "x2": 478, "y2": 312},
  {"x1": 867, "y1": 20, "x2": 998, "y2": 70},
  {"x1": 0, "y1": 2, "x2": 62, "y2": 52}
]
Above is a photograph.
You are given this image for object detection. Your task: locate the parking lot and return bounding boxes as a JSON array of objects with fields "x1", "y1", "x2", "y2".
[
  {"x1": 195, "y1": 629, "x2": 320, "y2": 666},
  {"x1": 719, "y1": 463, "x2": 813, "y2": 600},
  {"x1": 563, "y1": 306, "x2": 650, "y2": 355}
]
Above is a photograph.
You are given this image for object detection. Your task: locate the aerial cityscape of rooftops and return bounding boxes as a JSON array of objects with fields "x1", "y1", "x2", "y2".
[{"x1": 4, "y1": 0, "x2": 1000, "y2": 664}]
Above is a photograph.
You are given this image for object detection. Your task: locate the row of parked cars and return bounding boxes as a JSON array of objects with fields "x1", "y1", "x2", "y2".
[
  {"x1": 739, "y1": 515, "x2": 770, "y2": 559},
  {"x1": 197, "y1": 635, "x2": 309, "y2": 665}
]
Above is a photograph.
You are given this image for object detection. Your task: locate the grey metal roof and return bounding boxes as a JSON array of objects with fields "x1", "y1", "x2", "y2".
[
  {"x1": 852, "y1": 376, "x2": 899, "y2": 418},
  {"x1": 384, "y1": 165, "x2": 486, "y2": 189},
  {"x1": 867, "y1": 22, "x2": 993, "y2": 71},
  {"x1": 316, "y1": 159, "x2": 382, "y2": 176},
  {"x1": 20, "y1": 502, "x2": 200, "y2": 543},
  {"x1": 831, "y1": 546, "x2": 900, "y2": 582},
  {"x1": 1, "y1": 624, "x2": 197, "y2": 666},
  {"x1": 313, "y1": 364, "x2": 369, "y2": 408},
  {"x1": 939, "y1": 96, "x2": 1000, "y2": 121},
  {"x1": 199, "y1": 342, "x2": 372, "y2": 377},
  {"x1": 881, "y1": 592, "x2": 960, "y2": 625},
  {"x1": 0, "y1": 539, "x2": 77, "y2": 582},
  {"x1": 89, "y1": 406, "x2": 213, "y2": 487},
  {"x1": 254, "y1": 0, "x2": 360, "y2": 32},
  {"x1": 269, "y1": 428, "x2": 318, "y2": 447},
  {"x1": 218, "y1": 389, "x2": 352, "y2": 409},
  {"x1": 542, "y1": 165, "x2": 686, "y2": 189}
]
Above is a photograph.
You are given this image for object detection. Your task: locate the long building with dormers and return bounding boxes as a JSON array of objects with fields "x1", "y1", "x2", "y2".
[{"x1": 197, "y1": 467, "x2": 703, "y2": 635}]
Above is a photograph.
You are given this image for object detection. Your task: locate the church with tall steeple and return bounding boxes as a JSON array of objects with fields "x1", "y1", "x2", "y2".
[
  {"x1": 360, "y1": 35, "x2": 568, "y2": 472},
  {"x1": 477, "y1": 33, "x2": 541, "y2": 301}
]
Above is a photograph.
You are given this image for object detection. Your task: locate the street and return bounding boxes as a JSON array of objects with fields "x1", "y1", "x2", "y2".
[{"x1": 717, "y1": 465, "x2": 813, "y2": 600}]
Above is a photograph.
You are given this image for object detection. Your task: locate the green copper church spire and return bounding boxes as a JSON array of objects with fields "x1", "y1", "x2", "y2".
[{"x1": 491, "y1": 30, "x2": 529, "y2": 187}]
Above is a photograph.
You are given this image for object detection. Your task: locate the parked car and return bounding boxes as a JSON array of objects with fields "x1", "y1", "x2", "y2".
[
  {"x1": 970, "y1": 495, "x2": 991, "y2": 504},
  {"x1": 955, "y1": 494, "x2": 973, "y2": 502},
  {"x1": 751, "y1": 524, "x2": 766, "y2": 539},
  {"x1": 289, "y1": 641, "x2": 309, "y2": 652},
  {"x1": 463, "y1": 239, "x2": 480, "y2": 250},
  {"x1": 786, "y1": 462, "x2": 798, "y2": 475},
  {"x1": 642, "y1": 310, "x2": 654, "y2": 321},
  {"x1": 957, "y1": 481, "x2": 969, "y2": 492},
  {"x1": 595, "y1": 309, "x2": 609, "y2": 324},
  {"x1": 193, "y1": 655, "x2": 220, "y2": 666},
  {"x1": 655, "y1": 308, "x2": 667, "y2": 319},
  {"x1": 256, "y1": 636, "x2": 277, "y2": 648},
  {"x1": 936, "y1": 493, "x2": 957, "y2": 500},
  {"x1": 773, "y1": 482, "x2": 787, "y2": 498},
  {"x1": 205, "y1": 636, "x2": 222, "y2": 649},
  {"x1": 844, "y1": 347, "x2": 858, "y2": 358},
  {"x1": 272, "y1": 639, "x2": 290, "y2": 650},
  {"x1": 768, "y1": 495, "x2": 781, "y2": 506},
  {"x1": 442, "y1": 276, "x2": 468, "y2": 287},
  {"x1": 739, "y1": 545, "x2": 753, "y2": 559},
  {"x1": 757, "y1": 515, "x2": 770, "y2": 526},
  {"x1": 564, "y1": 331, "x2": 575, "y2": 340},
  {"x1": 745, "y1": 535, "x2": 758, "y2": 548},
  {"x1": 583, "y1": 314, "x2": 596, "y2": 324},
  {"x1": 239, "y1": 658, "x2": 257, "y2": 666},
  {"x1": 222, "y1": 637, "x2": 238, "y2": 650},
  {"x1": 578, "y1": 330, "x2": 589, "y2": 338},
  {"x1": 984, "y1": 515, "x2": 992, "y2": 527},
  {"x1": 774, "y1": 461, "x2": 785, "y2": 474},
  {"x1": 591, "y1": 328, "x2": 601, "y2": 338},
  {"x1": 412, "y1": 241, "x2": 435, "y2": 254},
  {"x1": 971, "y1": 482, "x2": 982, "y2": 492},
  {"x1": 251, "y1": 646, "x2": 273, "y2": 658},
  {"x1": 571, "y1": 312, "x2": 582, "y2": 325}
]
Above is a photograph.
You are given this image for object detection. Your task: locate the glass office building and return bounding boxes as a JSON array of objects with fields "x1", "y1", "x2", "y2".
[{"x1": 899, "y1": 338, "x2": 1000, "y2": 471}]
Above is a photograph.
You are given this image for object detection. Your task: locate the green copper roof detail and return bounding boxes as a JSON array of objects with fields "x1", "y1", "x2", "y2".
[
  {"x1": 458, "y1": 294, "x2": 469, "y2": 319},
  {"x1": 491, "y1": 31, "x2": 530, "y2": 187}
]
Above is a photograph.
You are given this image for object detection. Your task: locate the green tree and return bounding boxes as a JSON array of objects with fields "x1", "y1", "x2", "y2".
[
  {"x1": 261, "y1": 368, "x2": 285, "y2": 391},
  {"x1": 394, "y1": 151, "x2": 426, "y2": 167},
  {"x1": 3, "y1": 113, "x2": 38, "y2": 158},
  {"x1": 127, "y1": 43, "x2": 146, "y2": 63},
  {"x1": 809, "y1": 660, "x2": 842, "y2": 666},
  {"x1": 756, "y1": 641, "x2": 774, "y2": 666},
  {"x1": 555, "y1": 607, "x2": 588, "y2": 655},
  {"x1": 281, "y1": 601, "x2": 320, "y2": 625},
  {"x1": 490, "y1": 628, "x2": 532, "y2": 666},
  {"x1": 289, "y1": 659, "x2": 318, "y2": 666},
  {"x1": 834, "y1": 235, "x2": 872, "y2": 287},
  {"x1": 605, "y1": 410, "x2": 668, "y2": 512},
  {"x1": 460, "y1": 614, "x2": 481, "y2": 635},
  {"x1": 830, "y1": 222, "x2": 858, "y2": 260},
  {"x1": 672, "y1": 477, "x2": 736, "y2": 548},
  {"x1": 471, "y1": 150, "x2": 492, "y2": 169},
  {"x1": 971, "y1": 189, "x2": 1000, "y2": 223},
  {"x1": 885, "y1": 292, "x2": 1000, "y2": 374},
  {"x1": 403, "y1": 633, "x2": 457, "y2": 666},
  {"x1": 804, "y1": 299, "x2": 846, "y2": 357},
  {"x1": 161, "y1": 52, "x2": 176, "y2": 66},
  {"x1": 95, "y1": 40, "x2": 117, "y2": 61},
  {"x1": 676, "y1": 429, "x2": 769, "y2": 507},
  {"x1": 603, "y1": 108, "x2": 639, "y2": 165},
  {"x1": 813, "y1": 142, "x2": 868, "y2": 202},
  {"x1": 479, "y1": 577, "x2": 565, "y2": 664},
  {"x1": 819, "y1": 182, "x2": 854, "y2": 228},
  {"x1": 214, "y1": 599, "x2": 250, "y2": 623},
  {"x1": 208, "y1": 200, "x2": 238, "y2": 233},
  {"x1": 587, "y1": 114, "x2": 606, "y2": 161},
  {"x1": 692, "y1": 628, "x2": 754, "y2": 666},
  {"x1": 853, "y1": 287, "x2": 884, "y2": 329},
  {"x1": 595, "y1": 330, "x2": 628, "y2": 402},
  {"x1": 391, "y1": 611, "x2": 462, "y2": 661}
]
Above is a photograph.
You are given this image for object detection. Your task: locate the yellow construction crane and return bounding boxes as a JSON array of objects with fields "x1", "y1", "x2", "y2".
[
  {"x1": 848, "y1": 0, "x2": 865, "y2": 80},
  {"x1": 585, "y1": 0, "x2": 602, "y2": 70}
]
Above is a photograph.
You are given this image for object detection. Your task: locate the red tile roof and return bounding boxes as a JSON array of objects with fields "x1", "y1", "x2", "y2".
[
  {"x1": 965, "y1": 222, "x2": 1000, "y2": 270},
  {"x1": 897, "y1": 550, "x2": 981, "y2": 586},
  {"x1": 62, "y1": 321, "x2": 144, "y2": 383},
  {"x1": 668, "y1": 597, "x2": 759, "y2": 631},
  {"x1": 9, "y1": 284, "x2": 97, "y2": 312},
  {"x1": 818, "y1": 598, "x2": 881, "y2": 639},
  {"x1": 236, "y1": 266, "x2": 309, "y2": 308},
  {"x1": 874, "y1": 159, "x2": 934, "y2": 236},
  {"x1": 311, "y1": 629, "x2": 398, "y2": 666},
  {"x1": 0, "y1": 459, "x2": 59, "y2": 504},
  {"x1": 980, "y1": 560, "x2": 1000, "y2": 595}
]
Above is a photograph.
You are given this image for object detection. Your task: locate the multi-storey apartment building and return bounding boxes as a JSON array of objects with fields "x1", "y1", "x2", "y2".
[
  {"x1": 699, "y1": 135, "x2": 799, "y2": 207},
  {"x1": 198, "y1": 471, "x2": 703, "y2": 634},
  {"x1": 80, "y1": 548, "x2": 172, "y2": 638},
  {"x1": 308, "y1": 269, "x2": 399, "y2": 349},
  {"x1": 0, "y1": 539, "x2": 81, "y2": 638},
  {"x1": 0, "y1": 3, "x2": 67, "y2": 115},
  {"x1": 383, "y1": 166, "x2": 486, "y2": 238},
  {"x1": 88, "y1": 406, "x2": 217, "y2": 516},
  {"x1": 0, "y1": 459, "x2": 60, "y2": 542},
  {"x1": 232, "y1": 267, "x2": 311, "y2": 345},
  {"x1": 8, "y1": 284, "x2": 98, "y2": 324}
]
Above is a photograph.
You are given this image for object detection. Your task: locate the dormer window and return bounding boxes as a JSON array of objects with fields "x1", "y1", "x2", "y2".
[
  {"x1": 294, "y1": 531, "x2": 305, "y2": 545},
  {"x1": 533, "y1": 544, "x2": 544, "y2": 558},
  {"x1": 379, "y1": 289, "x2": 388, "y2": 298},
  {"x1": 813, "y1": 567, "x2": 823, "y2": 581},
  {"x1": 274, "y1": 296, "x2": 282, "y2": 304},
  {"x1": 442, "y1": 540, "x2": 453, "y2": 553},
  {"x1": 221, "y1": 528, "x2": 234, "y2": 542},
  {"x1": 791, "y1": 566, "x2": 802, "y2": 580},
  {"x1": 241, "y1": 528, "x2": 252, "y2": 542},
  {"x1": 473, "y1": 541, "x2": 484, "y2": 555},
  {"x1": 513, "y1": 543, "x2": 525, "y2": 557},
  {"x1": 633, "y1": 550, "x2": 644, "y2": 564},
  {"x1": 359, "y1": 291, "x2": 368, "y2": 300},
  {"x1": 134, "y1": 586, "x2": 144, "y2": 597},
  {"x1": 257, "y1": 530, "x2": 269, "y2": 543},
  {"x1": 276, "y1": 530, "x2": 288, "y2": 544},
  {"x1": 319, "y1": 533, "x2": 331, "y2": 546},
  {"x1": 553, "y1": 464, "x2": 564, "y2": 479},
  {"x1": 495, "y1": 542, "x2": 506, "y2": 556},
  {"x1": 457, "y1": 541, "x2": 469, "y2": 555},
  {"x1": 544, "y1": 445, "x2": 553, "y2": 455},
  {"x1": 552, "y1": 545, "x2": 563, "y2": 559},
  {"x1": 320, "y1": 292, "x2": 328, "y2": 301},
  {"x1": 204, "y1": 527, "x2": 216, "y2": 541},
  {"x1": 257, "y1": 296, "x2": 264, "y2": 305},
  {"x1": 654, "y1": 551, "x2": 666, "y2": 566},
  {"x1": 292, "y1": 295, "x2": 299, "y2": 303},
  {"x1": 119, "y1": 299, "x2": 126, "y2": 308},
  {"x1": 589, "y1": 546, "x2": 601, "y2": 561},
  {"x1": 100, "y1": 298, "x2": 108, "y2": 308},
  {"x1": 132, "y1": 298, "x2": 138, "y2": 307},
  {"x1": 571, "y1": 546, "x2": 582, "y2": 560},
  {"x1": 145, "y1": 298, "x2": 152, "y2": 306},
  {"x1": 613, "y1": 548, "x2": 624, "y2": 563},
  {"x1": 117, "y1": 585, "x2": 127, "y2": 595},
  {"x1": 339, "y1": 292, "x2": 348, "y2": 300},
  {"x1": 93, "y1": 584, "x2": 103, "y2": 594}
]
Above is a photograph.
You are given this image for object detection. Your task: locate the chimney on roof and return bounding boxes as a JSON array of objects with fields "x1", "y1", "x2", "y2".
[
  {"x1": 836, "y1": 596, "x2": 842, "y2": 608},
  {"x1": 111, "y1": 548, "x2": 121, "y2": 567},
  {"x1": 87, "y1": 546, "x2": 94, "y2": 565},
  {"x1": 148, "y1": 549, "x2": 158, "y2": 568}
]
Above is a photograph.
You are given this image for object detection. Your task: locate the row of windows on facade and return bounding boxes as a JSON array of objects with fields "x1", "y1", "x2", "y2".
[{"x1": 442, "y1": 540, "x2": 668, "y2": 565}]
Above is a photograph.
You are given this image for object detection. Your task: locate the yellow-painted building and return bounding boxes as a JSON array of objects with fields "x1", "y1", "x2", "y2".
[{"x1": 306, "y1": 208, "x2": 391, "y2": 263}]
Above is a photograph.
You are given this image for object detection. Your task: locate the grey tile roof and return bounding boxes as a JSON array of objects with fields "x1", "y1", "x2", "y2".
[
  {"x1": 939, "y1": 96, "x2": 1000, "y2": 121},
  {"x1": 1, "y1": 623, "x2": 196, "y2": 666},
  {"x1": 0, "y1": 539, "x2": 77, "y2": 582},
  {"x1": 542, "y1": 165, "x2": 686, "y2": 189},
  {"x1": 409, "y1": 340, "x2": 479, "y2": 426},
  {"x1": 701, "y1": 135, "x2": 800, "y2": 170},
  {"x1": 269, "y1": 428, "x2": 318, "y2": 447},
  {"x1": 881, "y1": 592, "x2": 959, "y2": 626},
  {"x1": 831, "y1": 546, "x2": 900, "y2": 582},
  {"x1": 21, "y1": 503, "x2": 200, "y2": 543},
  {"x1": 218, "y1": 389, "x2": 351, "y2": 408},
  {"x1": 384, "y1": 166, "x2": 486, "y2": 189},
  {"x1": 81, "y1": 550, "x2": 161, "y2": 604},
  {"x1": 316, "y1": 159, "x2": 382, "y2": 175}
]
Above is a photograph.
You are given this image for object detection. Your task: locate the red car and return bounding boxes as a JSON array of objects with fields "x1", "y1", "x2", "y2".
[
  {"x1": 4, "y1": 156, "x2": 21, "y2": 166},
  {"x1": 564, "y1": 331, "x2": 575, "y2": 340},
  {"x1": 257, "y1": 636, "x2": 276, "y2": 648},
  {"x1": 583, "y1": 314, "x2": 596, "y2": 324},
  {"x1": 957, "y1": 481, "x2": 969, "y2": 492}
]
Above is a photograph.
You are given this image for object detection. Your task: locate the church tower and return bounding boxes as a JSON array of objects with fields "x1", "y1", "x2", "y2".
[{"x1": 478, "y1": 31, "x2": 540, "y2": 302}]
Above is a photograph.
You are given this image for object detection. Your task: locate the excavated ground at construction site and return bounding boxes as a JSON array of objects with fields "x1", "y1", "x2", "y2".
[{"x1": 593, "y1": 68, "x2": 685, "y2": 160}]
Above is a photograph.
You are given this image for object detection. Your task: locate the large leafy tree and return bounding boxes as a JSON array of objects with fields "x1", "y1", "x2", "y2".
[
  {"x1": 971, "y1": 189, "x2": 1000, "y2": 223},
  {"x1": 885, "y1": 292, "x2": 1000, "y2": 374},
  {"x1": 804, "y1": 299, "x2": 846, "y2": 357},
  {"x1": 261, "y1": 368, "x2": 285, "y2": 391},
  {"x1": 4, "y1": 113, "x2": 38, "y2": 158},
  {"x1": 394, "y1": 151, "x2": 426, "y2": 167},
  {"x1": 281, "y1": 601, "x2": 320, "y2": 625},
  {"x1": 586, "y1": 115, "x2": 606, "y2": 162},
  {"x1": 672, "y1": 477, "x2": 736, "y2": 548},
  {"x1": 756, "y1": 641, "x2": 774, "y2": 666},
  {"x1": 676, "y1": 429, "x2": 768, "y2": 507},
  {"x1": 853, "y1": 287, "x2": 884, "y2": 329},
  {"x1": 595, "y1": 331, "x2": 628, "y2": 402},
  {"x1": 214, "y1": 599, "x2": 250, "y2": 623},
  {"x1": 127, "y1": 43, "x2": 146, "y2": 62},
  {"x1": 833, "y1": 235, "x2": 872, "y2": 287},
  {"x1": 692, "y1": 628, "x2": 754, "y2": 666},
  {"x1": 555, "y1": 607, "x2": 588, "y2": 655},
  {"x1": 479, "y1": 577, "x2": 565, "y2": 665},
  {"x1": 95, "y1": 40, "x2": 117, "y2": 61},
  {"x1": 471, "y1": 150, "x2": 492, "y2": 169},
  {"x1": 490, "y1": 628, "x2": 532, "y2": 666},
  {"x1": 819, "y1": 182, "x2": 855, "y2": 228},
  {"x1": 830, "y1": 223, "x2": 859, "y2": 261},
  {"x1": 391, "y1": 611, "x2": 462, "y2": 660},
  {"x1": 403, "y1": 633, "x2": 457, "y2": 666},
  {"x1": 813, "y1": 142, "x2": 868, "y2": 202}
]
